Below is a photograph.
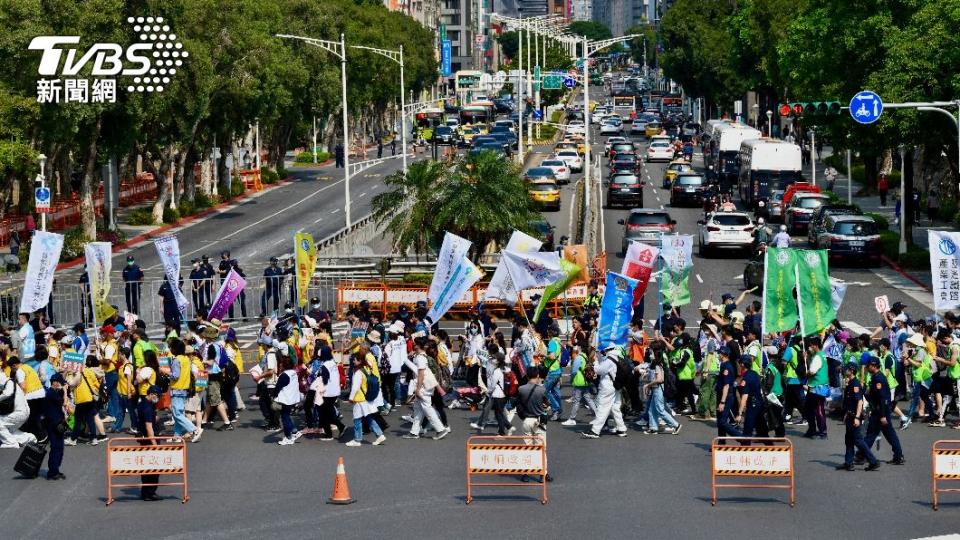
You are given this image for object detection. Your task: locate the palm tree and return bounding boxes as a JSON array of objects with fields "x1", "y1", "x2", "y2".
[{"x1": 372, "y1": 151, "x2": 541, "y2": 262}]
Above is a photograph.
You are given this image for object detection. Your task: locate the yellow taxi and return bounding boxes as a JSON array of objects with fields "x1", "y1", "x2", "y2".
[
  {"x1": 461, "y1": 125, "x2": 483, "y2": 145},
  {"x1": 527, "y1": 178, "x2": 561, "y2": 211},
  {"x1": 562, "y1": 135, "x2": 587, "y2": 155},
  {"x1": 662, "y1": 159, "x2": 695, "y2": 188},
  {"x1": 589, "y1": 100, "x2": 598, "y2": 112},
  {"x1": 645, "y1": 121, "x2": 662, "y2": 138}
]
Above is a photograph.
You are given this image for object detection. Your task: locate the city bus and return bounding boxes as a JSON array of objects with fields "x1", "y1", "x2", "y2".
[
  {"x1": 738, "y1": 138, "x2": 803, "y2": 210},
  {"x1": 415, "y1": 108, "x2": 445, "y2": 141},
  {"x1": 460, "y1": 104, "x2": 492, "y2": 126}
]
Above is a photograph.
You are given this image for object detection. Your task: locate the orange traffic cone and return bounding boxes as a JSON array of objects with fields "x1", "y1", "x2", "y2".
[{"x1": 326, "y1": 457, "x2": 356, "y2": 505}]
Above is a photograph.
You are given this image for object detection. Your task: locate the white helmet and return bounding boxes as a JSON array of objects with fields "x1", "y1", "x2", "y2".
[
  {"x1": 780, "y1": 225, "x2": 787, "y2": 232},
  {"x1": 757, "y1": 217, "x2": 765, "y2": 225}
]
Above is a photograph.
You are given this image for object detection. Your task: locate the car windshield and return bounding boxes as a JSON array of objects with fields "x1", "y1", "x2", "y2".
[
  {"x1": 670, "y1": 163, "x2": 692, "y2": 172},
  {"x1": 797, "y1": 197, "x2": 827, "y2": 209},
  {"x1": 628, "y1": 213, "x2": 670, "y2": 225},
  {"x1": 613, "y1": 144, "x2": 633, "y2": 152},
  {"x1": 436, "y1": 126, "x2": 452, "y2": 135},
  {"x1": 542, "y1": 160, "x2": 565, "y2": 167},
  {"x1": 651, "y1": 142, "x2": 670, "y2": 149},
  {"x1": 834, "y1": 221, "x2": 878, "y2": 235},
  {"x1": 713, "y1": 214, "x2": 751, "y2": 226},
  {"x1": 612, "y1": 175, "x2": 639, "y2": 185},
  {"x1": 614, "y1": 156, "x2": 635, "y2": 163},
  {"x1": 526, "y1": 168, "x2": 553, "y2": 177},
  {"x1": 529, "y1": 183, "x2": 558, "y2": 192},
  {"x1": 558, "y1": 151, "x2": 578, "y2": 158},
  {"x1": 677, "y1": 175, "x2": 704, "y2": 185}
]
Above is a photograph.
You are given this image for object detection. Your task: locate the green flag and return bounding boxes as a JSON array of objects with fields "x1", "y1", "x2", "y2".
[
  {"x1": 762, "y1": 247, "x2": 799, "y2": 334},
  {"x1": 660, "y1": 267, "x2": 691, "y2": 307},
  {"x1": 796, "y1": 249, "x2": 836, "y2": 336},
  {"x1": 533, "y1": 259, "x2": 581, "y2": 323}
]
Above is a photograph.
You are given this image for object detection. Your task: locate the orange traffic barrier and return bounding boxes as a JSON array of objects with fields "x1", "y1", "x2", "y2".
[
  {"x1": 327, "y1": 456, "x2": 356, "y2": 505},
  {"x1": 711, "y1": 437, "x2": 794, "y2": 507},
  {"x1": 466, "y1": 435, "x2": 547, "y2": 505},
  {"x1": 106, "y1": 437, "x2": 189, "y2": 505},
  {"x1": 932, "y1": 440, "x2": 960, "y2": 510}
]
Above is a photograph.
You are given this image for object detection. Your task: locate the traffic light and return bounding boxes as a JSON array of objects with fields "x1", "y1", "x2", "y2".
[{"x1": 778, "y1": 101, "x2": 842, "y2": 117}]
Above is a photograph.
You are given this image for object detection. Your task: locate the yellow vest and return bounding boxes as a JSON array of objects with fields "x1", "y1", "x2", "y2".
[
  {"x1": 117, "y1": 361, "x2": 133, "y2": 397},
  {"x1": 137, "y1": 367, "x2": 157, "y2": 396},
  {"x1": 4, "y1": 364, "x2": 42, "y2": 395},
  {"x1": 74, "y1": 368, "x2": 100, "y2": 404},
  {"x1": 100, "y1": 339, "x2": 119, "y2": 372},
  {"x1": 227, "y1": 343, "x2": 244, "y2": 372},
  {"x1": 171, "y1": 355, "x2": 192, "y2": 390}
]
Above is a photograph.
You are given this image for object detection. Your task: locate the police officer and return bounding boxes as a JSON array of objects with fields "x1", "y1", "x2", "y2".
[
  {"x1": 228, "y1": 259, "x2": 248, "y2": 320},
  {"x1": 582, "y1": 281, "x2": 601, "y2": 312},
  {"x1": 837, "y1": 362, "x2": 879, "y2": 471},
  {"x1": 734, "y1": 354, "x2": 764, "y2": 440},
  {"x1": 261, "y1": 257, "x2": 283, "y2": 316},
  {"x1": 200, "y1": 254, "x2": 216, "y2": 309},
  {"x1": 122, "y1": 255, "x2": 144, "y2": 315},
  {"x1": 715, "y1": 346, "x2": 741, "y2": 437},
  {"x1": 189, "y1": 259, "x2": 206, "y2": 313},
  {"x1": 862, "y1": 356, "x2": 906, "y2": 465},
  {"x1": 217, "y1": 250, "x2": 232, "y2": 281}
]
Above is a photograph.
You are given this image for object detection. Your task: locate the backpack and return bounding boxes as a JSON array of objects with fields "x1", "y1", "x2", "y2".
[
  {"x1": 427, "y1": 355, "x2": 452, "y2": 391},
  {"x1": 222, "y1": 361, "x2": 240, "y2": 386},
  {"x1": 156, "y1": 372, "x2": 170, "y2": 393},
  {"x1": 662, "y1": 366, "x2": 678, "y2": 400},
  {"x1": 560, "y1": 345, "x2": 572, "y2": 368},
  {"x1": 502, "y1": 370, "x2": 519, "y2": 397},
  {"x1": 215, "y1": 343, "x2": 231, "y2": 370},
  {"x1": 612, "y1": 360, "x2": 631, "y2": 391},
  {"x1": 0, "y1": 379, "x2": 15, "y2": 415},
  {"x1": 364, "y1": 369, "x2": 380, "y2": 402}
]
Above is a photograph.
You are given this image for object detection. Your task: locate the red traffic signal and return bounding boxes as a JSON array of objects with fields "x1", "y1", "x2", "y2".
[
  {"x1": 778, "y1": 103, "x2": 792, "y2": 117},
  {"x1": 792, "y1": 103, "x2": 804, "y2": 116}
]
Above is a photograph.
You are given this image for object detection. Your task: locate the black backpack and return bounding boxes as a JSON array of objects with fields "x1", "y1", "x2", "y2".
[
  {"x1": 663, "y1": 367, "x2": 678, "y2": 400},
  {"x1": 156, "y1": 372, "x2": 170, "y2": 393},
  {"x1": 223, "y1": 361, "x2": 240, "y2": 386},
  {"x1": 612, "y1": 359, "x2": 631, "y2": 391}
]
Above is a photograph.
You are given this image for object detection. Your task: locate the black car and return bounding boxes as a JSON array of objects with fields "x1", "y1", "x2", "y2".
[
  {"x1": 608, "y1": 142, "x2": 636, "y2": 159},
  {"x1": 670, "y1": 173, "x2": 707, "y2": 206},
  {"x1": 488, "y1": 129, "x2": 517, "y2": 150},
  {"x1": 469, "y1": 144, "x2": 506, "y2": 159},
  {"x1": 816, "y1": 215, "x2": 882, "y2": 266},
  {"x1": 606, "y1": 173, "x2": 644, "y2": 208},
  {"x1": 493, "y1": 98, "x2": 513, "y2": 113},
  {"x1": 806, "y1": 203, "x2": 863, "y2": 246},
  {"x1": 433, "y1": 126, "x2": 458, "y2": 146}
]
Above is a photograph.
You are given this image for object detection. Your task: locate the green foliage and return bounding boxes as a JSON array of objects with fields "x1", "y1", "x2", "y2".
[
  {"x1": 260, "y1": 169, "x2": 279, "y2": 184},
  {"x1": 372, "y1": 153, "x2": 537, "y2": 261},
  {"x1": 193, "y1": 191, "x2": 216, "y2": 210},
  {"x1": 60, "y1": 227, "x2": 89, "y2": 262},
  {"x1": 177, "y1": 199, "x2": 196, "y2": 217},
  {"x1": 567, "y1": 21, "x2": 612, "y2": 41},
  {"x1": 400, "y1": 273, "x2": 433, "y2": 285},
  {"x1": 276, "y1": 166, "x2": 289, "y2": 179},
  {"x1": 127, "y1": 208, "x2": 158, "y2": 226},
  {"x1": 163, "y1": 207, "x2": 180, "y2": 224},
  {"x1": 295, "y1": 151, "x2": 331, "y2": 163},
  {"x1": 878, "y1": 229, "x2": 929, "y2": 270},
  {"x1": 231, "y1": 177, "x2": 246, "y2": 198},
  {"x1": 865, "y1": 212, "x2": 889, "y2": 231}
]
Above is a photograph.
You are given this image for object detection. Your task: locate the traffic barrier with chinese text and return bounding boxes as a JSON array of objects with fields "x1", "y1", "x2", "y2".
[
  {"x1": 106, "y1": 437, "x2": 188, "y2": 505},
  {"x1": 711, "y1": 437, "x2": 794, "y2": 507},
  {"x1": 932, "y1": 440, "x2": 960, "y2": 510},
  {"x1": 466, "y1": 436, "x2": 547, "y2": 504}
]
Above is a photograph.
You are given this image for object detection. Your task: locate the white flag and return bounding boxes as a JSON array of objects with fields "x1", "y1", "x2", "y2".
[
  {"x1": 429, "y1": 232, "x2": 472, "y2": 302},
  {"x1": 830, "y1": 280, "x2": 848, "y2": 314},
  {"x1": 930, "y1": 230, "x2": 960, "y2": 311},
  {"x1": 20, "y1": 231, "x2": 63, "y2": 314},
  {"x1": 485, "y1": 230, "x2": 543, "y2": 305},
  {"x1": 426, "y1": 256, "x2": 483, "y2": 324},
  {"x1": 153, "y1": 235, "x2": 189, "y2": 312},
  {"x1": 501, "y1": 250, "x2": 564, "y2": 291}
]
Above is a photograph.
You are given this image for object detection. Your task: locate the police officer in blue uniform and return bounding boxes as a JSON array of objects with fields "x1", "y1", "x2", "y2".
[
  {"x1": 122, "y1": 255, "x2": 144, "y2": 315},
  {"x1": 837, "y1": 362, "x2": 879, "y2": 471},
  {"x1": 199, "y1": 254, "x2": 216, "y2": 310},
  {"x1": 228, "y1": 258, "x2": 248, "y2": 320},
  {"x1": 261, "y1": 257, "x2": 283, "y2": 317},
  {"x1": 189, "y1": 259, "x2": 206, "y2": 314},
  {"x1": 734, "y1": 354, "x2": 764, "y2": 440},
  {"x1": 861, "y1": 356, "x2": 906, "y2": 465},
  {"x1": 716, "y1": 346, "x2": 741, "y2": 437}
]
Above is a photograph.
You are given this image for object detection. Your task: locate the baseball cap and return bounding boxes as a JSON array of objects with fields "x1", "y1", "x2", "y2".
[
  {"x1": 867, "y1": 356, "x2": 881, "y2": 367},
  {"x1": 147, "y1": 385, "x2": 162, "y2": 396},
  {"x1": 721, "y1": 293, "x2": 733, "y2": 302},
  {"x1": 843, "y1": 361, "x2": 859, "y2": 372},
  {"x1": 718, "y1": 346, "x2": 731, "y2": 357}
]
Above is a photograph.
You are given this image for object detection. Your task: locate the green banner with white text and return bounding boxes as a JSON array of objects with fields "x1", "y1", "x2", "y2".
[
  {"x1": 762, "y1": 247, "x2": 799, "y2": 334},
  {"x1": 796, "y1": 249, "x2": 836, "y2": 336}
]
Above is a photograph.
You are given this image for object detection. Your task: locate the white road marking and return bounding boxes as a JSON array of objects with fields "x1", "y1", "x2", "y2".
[
  {"x1": 695, "y1": 273, "x2": 703, "y2": 283},
  {"x1": 842, "y1": 321, "x2": 873, "y2": 336},
  {"x1": 358, "y1": 191, "x2": 367, "y2": 198},
  {"x1": 331, "y1": 208, "x2": 340, "y2": 214},
  {"x1": 659, "y1": 205, "x2": 664, "y2": 210},
  {"x1": 733, "y1": 274, "x2": 744, "y2": 280},
  {"x1": 313, "y1": 217, "x2": 324, "y2": 224}
]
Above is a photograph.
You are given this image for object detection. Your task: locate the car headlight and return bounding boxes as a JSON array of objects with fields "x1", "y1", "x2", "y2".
[{"x1": 758, "y1": 201, "x2": 766, "y2": 207}]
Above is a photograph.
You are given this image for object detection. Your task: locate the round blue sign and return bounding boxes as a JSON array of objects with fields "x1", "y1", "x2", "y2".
[
  {"x1": 939, "y1": 237, "x2": 957, "y2": 256},
  {"x1": 562, "y1": 77, "x2": 576, "y2": 89},
  {"x1": 35, "y1": 187, "x2": 50, "y2": 203},
  {"x1": 849, "y1": 90, "x2": 883, "y2": 124}
]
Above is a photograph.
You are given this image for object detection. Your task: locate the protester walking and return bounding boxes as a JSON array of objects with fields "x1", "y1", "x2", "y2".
[{"x1": 346, "y1": 351, "x2": 386, "y2": 447}]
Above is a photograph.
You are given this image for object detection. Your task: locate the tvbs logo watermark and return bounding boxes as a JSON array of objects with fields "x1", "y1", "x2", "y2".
[{"x1": 28, "y1": 16, "x2": 188, "y2": 104}]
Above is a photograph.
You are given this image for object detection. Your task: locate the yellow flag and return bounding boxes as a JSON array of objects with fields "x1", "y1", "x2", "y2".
[
  {"x1": 294, "y1": 232, "x2": 317, "y2": 307},
  {"x1": 84, "y1": 242, "x2": 117, "y2": 323}
]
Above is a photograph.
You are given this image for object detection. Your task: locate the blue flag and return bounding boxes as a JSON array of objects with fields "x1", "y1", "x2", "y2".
[{"x1": 597, "y1": 271, "x2": 638, "y2": 350}]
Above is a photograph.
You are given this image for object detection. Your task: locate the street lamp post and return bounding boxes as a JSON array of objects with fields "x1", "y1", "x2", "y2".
[
  {"x1": 899, "y1": 145, "x2": 907, "y2": 255},
  {"x1": 809, "y1": 128, "x2": 816, "y2": 187},
  {"x1": 350, "y1": 44, "x2": 408, "y2": 174},
  {"x1": 277, "y1": 33, "x2": 353, "y2": 228},
  {"x1": 37, "y1": 153, "x2": 47, "y2": 231},
  {"x1": 766, "y1": 110, "x2": 773, "y2": 138}
]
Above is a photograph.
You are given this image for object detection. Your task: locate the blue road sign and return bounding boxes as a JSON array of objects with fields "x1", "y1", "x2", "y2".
[
  {"x1": 533, "y1": 110, "x2": 543, "y2": 121},
  {"x1": 35, "y1": 186, "x2": 51, "y2": 212},
  {"x1": 562, "y1": 76, "x2": 576, "y2": 89},
  {"x1": 849, "y1": 90, "x2": 883, "y2": 124}
]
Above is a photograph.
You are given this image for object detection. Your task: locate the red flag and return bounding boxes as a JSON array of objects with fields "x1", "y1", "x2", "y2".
[{"x1": 621, "y1": 242, "x2": 660, "y2": 306}]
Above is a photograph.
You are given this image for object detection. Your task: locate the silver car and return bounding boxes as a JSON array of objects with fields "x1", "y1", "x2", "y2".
[{"x1": 600, "y1": 120, "x2": 622, "y2": 135}]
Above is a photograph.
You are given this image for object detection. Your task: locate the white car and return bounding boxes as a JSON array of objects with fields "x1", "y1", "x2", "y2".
[
  {"x1": 600, "y1": 120, "x2": 622, "y2": 135},
  {"x1": 556, "y1": 149, "x2": 583, "y2": 172},
  {"x1": 540, "y1": 158, "x2": 571, "y2": 183},
  {"x1": 646, "y1": 140, "x2": 675, "y2": 162},
  {"x1": 566, "y1": 120, "x2": 586, "y2": 135},
  {"x1": 605, "y1": 136, "x2": 627, "y2": 155},
  {"x1": 697, "y1": 211, "x2": 755, "y2": 257}
]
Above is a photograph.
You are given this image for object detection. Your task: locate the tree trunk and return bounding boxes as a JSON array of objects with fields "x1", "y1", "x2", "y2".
[
  {"x1": 879, "y1": 148, "x2": 893, "y2": 176},
  {"x1": 80, "y1": 116, "x2": 102, "y2": 240},
  {"x1": 862, "y1": 154, "x2": 878, "y2": 193},
  {"x1": 218, "y1": 141, "x2": 232, "y2": 196}
]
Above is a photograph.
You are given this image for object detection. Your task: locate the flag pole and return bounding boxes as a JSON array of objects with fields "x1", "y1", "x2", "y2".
[
  {"x1": 657, "y1": 233, "x2": 664, "y2": 336},
  {"x1": 760, "y1": 248, "x2": 768, "y2": 348},
  {"x1": 795, "y1": 259, "x2": 805, "y2": 336}
]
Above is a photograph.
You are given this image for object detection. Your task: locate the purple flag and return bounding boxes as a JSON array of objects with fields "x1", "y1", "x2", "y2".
[{"x1": 207, "y1": 268, "x2": 247, "y2": 320}]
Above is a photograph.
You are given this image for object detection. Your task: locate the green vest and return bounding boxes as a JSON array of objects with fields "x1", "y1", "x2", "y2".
[
  {"x1": 704, "y1": 351, "x2": 719, "y2": 375},
  {"x1": 911, "y1": 349, "x2": 932, "y2": 382},
  {"x1": 784, "y1": 345, "x2": 801, "y2": 380},
  {"x1": 571, "y1": 353, "x2": 588, "y2": 387},
  {"x1": 766, "y1": 364, "x2": 783, "y2": 397},
  {"x1": 676, "y1": 349, "x2": 695, "y2": 380},
  {"x1": 750, "y1": 343, "x2": 763, "y2": 375},
  {"x1": 807, "y1": 352, "x2": 829, "y2": 386},
  {"x1": 947, "y1": 343, "x2": 960, "y2": 380},
  {"x1": 881, "y1": 351, "x2": 899, "y2": 390}
]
